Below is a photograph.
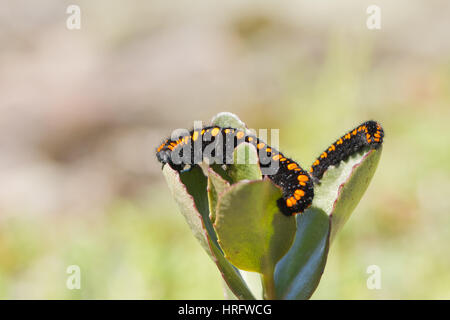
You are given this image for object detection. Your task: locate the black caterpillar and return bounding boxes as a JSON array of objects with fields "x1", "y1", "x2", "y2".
[
  {"x1": 156, "y1": 120, "x2": 384, "y2": 216},
  {"x1": 309, "y1": 120, "x2": 384, "y2": 181}
]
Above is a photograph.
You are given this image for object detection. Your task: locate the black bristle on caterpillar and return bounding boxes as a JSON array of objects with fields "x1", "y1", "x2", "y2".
[
  {"x1": 309, "y1": 120, "x2": 384, "y2": 182},
  {"x1": 156, "y1": 120, "x2": 384, "y2": 217},
  {"x1": 156, "y1": 126, "x2": 314, "y2": 216}
]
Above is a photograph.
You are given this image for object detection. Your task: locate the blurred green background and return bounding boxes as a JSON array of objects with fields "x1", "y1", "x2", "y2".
[{"x1": 0, "y1": 1, "x2": 449, "y2": 299}]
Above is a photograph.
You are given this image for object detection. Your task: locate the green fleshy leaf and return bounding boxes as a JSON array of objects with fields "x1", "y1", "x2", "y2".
[
  {"x1": 226, "y1": 143, "x2": 262, "y2": 183},
  {"x1": 214, "y1": 180, "x2": 296, "y2": 274},
  {"x1": 208, "y1": 113, "x2": 268, "y2": 298},
  {"x1": 209, "y1": 164, "x2": 234, "y2": 184},
  {"x1": 162, "y1": 165, "x2": 255, "y2": 300},
  {"x1": 209, "y1": 111, "x2": 262, "y2": 184},
  {"x1": 274, "y1": 207, "x2": 330, "y2": 300},
  {"x1": 208, "y1": 237, "x2": 256, "y2": 300},
  {"x1": 210, "y1": 112, "x2": 261, "y2": 183},
  {"x1": 211, "y1": 112, "x2": 247, "y2": 129},
  {"x1": 162, "y1": 165, "x2": 213, "y2": 253},
  {"x1": 312, "y1": 147, "x2": 382, "y2": 242},
  {"x1": 207, "y1": 168, "x2": 230, "y2": 223}
]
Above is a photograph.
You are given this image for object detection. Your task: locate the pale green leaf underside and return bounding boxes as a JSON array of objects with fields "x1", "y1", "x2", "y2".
[
  {"x1": 162, "y1": 165, "x2": 255, "y2": 300},
  {"x1": 207, "y1": 168, "x2": 230, "y2": 223},
  {"x1": 162, "y1": 165, "x2": 212, "y2": 254},
  {"x1": 312, "y1": 147, "x2": 382, "y2": 242},
  {"x1": 226, "y1": 143, "x2": 262, "y2": 183},
  {"x1": 211, "y1": 112, "x2": 247, "y2": 130}
]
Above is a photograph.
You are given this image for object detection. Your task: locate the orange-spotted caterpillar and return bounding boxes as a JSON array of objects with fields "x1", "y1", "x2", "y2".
[
  {"x1": 156, "y1": 120, "x2": 384, "y2": 216},
  {"x1": 309, "y1": 120, "x2": 384, "y2": 182}
]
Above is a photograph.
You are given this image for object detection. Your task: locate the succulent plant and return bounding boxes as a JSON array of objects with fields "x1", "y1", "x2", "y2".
[{"x1": 161, "y1": 112, "x2": 382, "y2": 300}]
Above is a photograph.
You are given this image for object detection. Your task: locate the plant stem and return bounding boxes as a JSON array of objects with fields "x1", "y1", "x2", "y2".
[{"x1": 262, "y1": 268, "x2": 276, "y2": 300}]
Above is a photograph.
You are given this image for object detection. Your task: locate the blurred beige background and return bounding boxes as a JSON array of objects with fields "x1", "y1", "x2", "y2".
[{"x1": 0, "y1": 1, "x2": 449, "y2": 299}]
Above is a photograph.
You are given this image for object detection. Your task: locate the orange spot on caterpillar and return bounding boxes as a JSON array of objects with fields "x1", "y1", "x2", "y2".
[
  {"x1": 272, "y1": 154, "x2": 281, "y2": 161},
  {"x1": 236, "y1": 131, "x2": 245, "y2": 139},
  {"x1": 257, "y1": 143, "x2": 265, "y2": 149},
  {"x1": 192, "y1": 131, "x2": 199, "y2": 141},
  {"x1": 157, "y1": 141, "x2": 167, "y2": 152},
  {"x1": 298, "y1": 175, "x2": 309, "y2": 182},
  {"x1": 286, "y1": 198, "x2": 293, "y2": 207},
  {"x1": 287, "y1": 163, "x2": 297, "y2": 170},
  {"x1": 211, "y1": 127, "x2": 220, "y2": 136}
]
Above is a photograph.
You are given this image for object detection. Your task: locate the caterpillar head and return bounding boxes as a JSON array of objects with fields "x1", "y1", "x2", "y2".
[{"x1": 365, "y1": 120, "x2": 384, "y2": 149}]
